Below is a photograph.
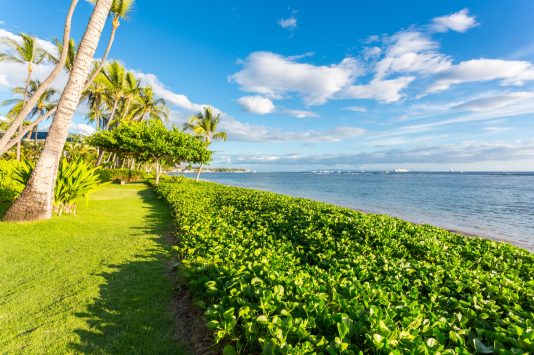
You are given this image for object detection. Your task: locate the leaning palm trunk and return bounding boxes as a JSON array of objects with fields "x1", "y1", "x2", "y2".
[
  {"x1": 0, "y1": 0, "x2": 78, "y2": 153},
  {"x1": 3, "y1": 0, "x2": 112, "y2": 222},
  {"x1": 0, "y1": 64, "x2": 108, "y2": 156}
]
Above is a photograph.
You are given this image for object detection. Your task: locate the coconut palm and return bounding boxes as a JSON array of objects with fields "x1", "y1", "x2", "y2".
[
  {"x1": 1, "y1": 80, "x2": 58, "y2": 145},
  {"x1": 4, "y1": 0, "x2": 114, "y2": 222},
  {"x1": 119, "y1": 71, "x2": 140, "y2": 121},
  {"x1": 184, "y1": 106, "x2": 227, "y2": 181},
  {"x1": 94, "y1": 61, "x2": 128, "y2": 129},
  {"x1": 130, "y1": 87, "x2": 169, "y2": 122},
  {"x1": 85, "y1": 0, "x2": 134, "y2": 86},
  {"x1": 0, "y1": 0, "x2": 77, "y2": 155},
  {"x1": 0, "y1": 33, "x2": 46, "y2": 160},
  {"x1": 48, "y1": 38, "x2": 77, "y2": 72}
]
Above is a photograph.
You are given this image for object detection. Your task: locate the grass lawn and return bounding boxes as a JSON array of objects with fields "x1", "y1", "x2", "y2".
[{"x1": 0, "y1": 184, "x2": 186, "y2": 353}]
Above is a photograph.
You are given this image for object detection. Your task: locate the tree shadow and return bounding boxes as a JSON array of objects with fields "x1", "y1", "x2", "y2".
[{"x1": 69, "y1": 187, "x2": 200, "y2": 354}]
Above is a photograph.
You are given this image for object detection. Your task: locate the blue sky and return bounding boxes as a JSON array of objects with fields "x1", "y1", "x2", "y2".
[{"x1": 1, "y1": 0, "x2": 534, "y2": 171}]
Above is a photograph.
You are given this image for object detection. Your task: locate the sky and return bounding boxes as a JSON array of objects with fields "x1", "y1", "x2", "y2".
[{"x1": 1, "y1": 0, "x2": 534, "y2": 171}]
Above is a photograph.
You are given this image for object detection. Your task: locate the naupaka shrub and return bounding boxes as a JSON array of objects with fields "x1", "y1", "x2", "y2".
[{"x1": 155, "y1": 179, "x2": 533, "y2": 354}]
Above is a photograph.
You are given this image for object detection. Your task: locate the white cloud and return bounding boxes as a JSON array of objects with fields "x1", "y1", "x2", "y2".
[
  {"x1": 220, "y1": 115, "x2": 364, "y2": 142},
  {"x1": 69, "y1": 122, "x2": 95, "y2": 136},
  {"x1": 375, "y1": 31, "x2": 452, "y2": 78},
  {"x1": 451, "y1": 92, "x2": 534, "y2": 112},
  {"x1": 427, "y1": 59, "x2": 534, "y2": 93},
  {"x1": 0, "y1": 29, "x2": 69, "y2": 91},
  {"x1": 430, "y1": 9, "x2": 478, "y2": 33},
  {"x1": 217, "y1": 140, "x2": 534, "y2": 165},
  {"x1": 133, "y1": 71, "x2": 207, "y2": 112},
  {"x1": 0, "y1": 115, "x2": 7, "y2": 122},
  {"x1": 284, "y1": 109, "x2": 318, "y2": 118},
  {"x1": 362, "y1": 46, "x2": 381, "y2": 60},
  {"x1": 237, "y1": 95, "x2": 276, "y2": 114},
  {"x1": 229, "y1": 51, "x2": 362, "y2": 105},
  {"x1": 346, "y1": 106, "x2": 367, "y2": 112},
  {"x1": 344, "y1": 77, "x2": 415, "y2": 103},
  {"x1": 278, "y1": 16, "x2": 297, "y2": 30}
]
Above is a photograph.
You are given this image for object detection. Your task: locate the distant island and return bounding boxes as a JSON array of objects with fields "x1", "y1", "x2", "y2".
[{"x1": 171, "y1": 167, "x2": 251, "y2": 173}]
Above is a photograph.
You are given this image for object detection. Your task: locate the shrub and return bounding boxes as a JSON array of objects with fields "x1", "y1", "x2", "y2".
[
  {"x1": 14, "y1": 158, "x2": 105, "y2": 215},
  {"x1": 155, "y1": 179, "x2": 534, "y2": 354},
  {"x1": 0, "y1": 160, "x2": 25, "y2": 202},
  {"x1": 97, "y1": 168, "x2": 151, "y2": 183}
]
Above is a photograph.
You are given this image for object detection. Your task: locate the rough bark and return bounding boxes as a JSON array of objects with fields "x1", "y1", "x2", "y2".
[
  {"x1": 3, "y1": 0, "x2": 113, "y2": 222},
  {"x1": 0, "y1": 0, "x2": 78, "y2": 153}
]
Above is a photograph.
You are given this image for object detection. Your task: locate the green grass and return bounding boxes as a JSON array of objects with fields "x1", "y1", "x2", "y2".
[{"x1": 0, "y1": 184, "x2": 184, "y2": 353}]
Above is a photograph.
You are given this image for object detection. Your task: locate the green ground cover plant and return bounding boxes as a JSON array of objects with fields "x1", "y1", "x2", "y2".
[{"x1": 155, "y1": 179, "x2": 534, "y2": 354}]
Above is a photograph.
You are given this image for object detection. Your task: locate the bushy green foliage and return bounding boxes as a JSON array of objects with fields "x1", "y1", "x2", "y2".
[
  {"x1": 0, "y1": 160, "x2": 25, "y2": 202},
  {"x1": 155, "y1": 179, "x2": 534, "y2": 354},
  {"x1": 97, "y1": 168, "x2": 151, "y2": 183},
  {"x1": 14, "y1": 158, "x2": 105, "y2": 215}
]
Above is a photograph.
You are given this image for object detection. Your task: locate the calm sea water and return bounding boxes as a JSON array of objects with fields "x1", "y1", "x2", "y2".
[{"x1": 182, "y1": 172, "x2": 534, "y2": 252}]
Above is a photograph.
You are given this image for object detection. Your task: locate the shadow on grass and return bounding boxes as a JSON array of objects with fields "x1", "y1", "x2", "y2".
[{"x1": 69, "y1": 188, "x2": 187, "y2": 354}]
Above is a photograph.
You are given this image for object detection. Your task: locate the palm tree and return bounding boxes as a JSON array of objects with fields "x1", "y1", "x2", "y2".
[
  {"x1": 119, "y1": 71, "x2": 140, "y2": 121},
  {"x1": 48, "y1": 38, "x2": 77, "y2": 72},
  {"x1": 85, "y1": 0, "x2": 134, "y2": 86},
  {"x1": 84, "y1": 81, "x2": 107, "y2": 130},
  {"x1": 4, "y1": 0, "x2": 114, "y2": 222},
  {"x1": 0, "y1": 0, "x2": 77, "y2": 155},
  {"x1": 1, "y1": 80, "x2": 58, "y2": 145},
  {"x1": 0, "y1": 33, "x2": 46, "y2": 160},
  {"x1": 184, "y1": 106, "x2": 227, "y2": 181},
  {"x1": 94, "y1": 61, "x2": 128, "y2": 129},
  {"x1": 130, "y1": 87, "x2": 169, "y2": 122}
]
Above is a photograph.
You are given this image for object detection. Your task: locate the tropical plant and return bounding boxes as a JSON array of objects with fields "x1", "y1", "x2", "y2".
[
  {"x1": 0, "y1": 160, "x2": 25, "y2": 203},
  {"x1": 4, "y1": 0, "x2": 114, "y2": 222},
  {"x1": 48, "y1": 38, "x2": 77, "y2": 72},
  {"x1": 184, "y1": 106, "x2": 227, "y2": 181},
  {"x1": 0, "y1": 0, "x2": 77, "y2": 156},
  {"x1": 155, "y1": 179, "x2": 534, "y2": 354},
  {"x1": 1, "y1": 80, "x2": 58, "y2": 146},
  {"x1": 0, "y1": 33, "x2": 46, "y2": 160},
  {"x1": 13, "y1": 158, "x2": 104, "y2": 215},
  {"x1": 129, "y1": 87, "x2": 169, "y2": 122}
]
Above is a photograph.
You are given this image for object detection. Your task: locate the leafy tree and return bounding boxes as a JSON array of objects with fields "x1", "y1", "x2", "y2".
[
  {"x1": 88, "y1": 120, "x2": 211, "y2": 184},
  {"x1": 184, "y1": 106, "x2": 227, "y2": 181}
]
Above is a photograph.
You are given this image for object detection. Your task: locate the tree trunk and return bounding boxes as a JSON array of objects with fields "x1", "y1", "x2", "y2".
[
  {"x1": 0, "y1": 109, "x2": 55, "y2": 155},
  {"x1": 16, "y1": 125, "x2": 22, "y2": 161},
  {"x1": 0, "y1": 0, "x2": 78, "y2": 153},
  {"x1": 3, "y1": 0, "x2": 112, "y2": 222},
  {"x1": 95, "y1": 150, "x2": 105, "y2": 166},
  {"x1": 155, "y1": 160, "x2": 161, "y2": 185},
  {"x1": 195, "y1": 163, "x2": 203, "y2": 182},
  {"x1": 34, "y1": 123, "x2": 39, "y2": 145},
  {"x1": 106, "y1": 98, "x2": 119, "y2": 129}
]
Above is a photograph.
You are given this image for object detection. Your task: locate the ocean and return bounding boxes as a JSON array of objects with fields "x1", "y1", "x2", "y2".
[{"x1": 181, "y1": 171, "x2": 534, "y2": 252}]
